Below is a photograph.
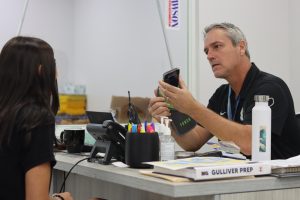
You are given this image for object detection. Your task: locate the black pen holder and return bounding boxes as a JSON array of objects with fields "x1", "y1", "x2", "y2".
[{"x1": 125, "y1": 132, "x2": 159, "y2": 168}]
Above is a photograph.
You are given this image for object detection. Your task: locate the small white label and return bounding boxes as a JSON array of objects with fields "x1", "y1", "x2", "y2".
[{"x1": 160, "y1": 142, "x2": 175, "y2": 161}]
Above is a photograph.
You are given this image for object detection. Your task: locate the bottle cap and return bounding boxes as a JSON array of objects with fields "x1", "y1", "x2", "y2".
[
  {"x1": 160, "y1": 116, "x2": 167, "y2": 134},
  {"x1": 254, "y1": 95, "x2": 269, "y2": 102},
  {"x1": 164, "y1": 118, "x2": 172, "y2": 135}
]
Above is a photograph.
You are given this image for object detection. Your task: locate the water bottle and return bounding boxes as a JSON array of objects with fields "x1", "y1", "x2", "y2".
[
  {"x1": 251, "y1": 95, "x2": 271, "y2": 161},
  {"x1": 159, "y1": 117, "x2": 175, "y2": 161}
]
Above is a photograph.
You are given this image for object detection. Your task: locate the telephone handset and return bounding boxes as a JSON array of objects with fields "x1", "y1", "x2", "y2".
[
  {"x1": 103, "y1": 120, "x2": 127, "y2": 134},
  {"x1": 87, "y1": 120, "x2": 127, "y2": 164},
  {"x1": 102, "y1": 120, "x2": 127, "y2": 147}
]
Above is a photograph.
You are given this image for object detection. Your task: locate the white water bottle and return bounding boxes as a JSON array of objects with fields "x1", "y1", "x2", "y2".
[
  {"x1": 251, "y1": 95, "x2": 271, "y2": 161},
  {"x1": 159, "y1": 117, "x2": 175, "y2": 161}
]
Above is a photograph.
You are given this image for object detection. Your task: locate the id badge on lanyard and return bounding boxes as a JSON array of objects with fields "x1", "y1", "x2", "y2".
[{"x1": 227, "y1": 87, "x2": 240, "y2": 121}]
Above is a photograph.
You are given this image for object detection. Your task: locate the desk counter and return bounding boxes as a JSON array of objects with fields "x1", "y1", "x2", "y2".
[{"x1": 52, "y1": 152, "x2": 300, "y2": 200}]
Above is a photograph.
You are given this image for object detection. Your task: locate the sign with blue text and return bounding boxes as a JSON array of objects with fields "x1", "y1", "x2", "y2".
[{"x1": 166, "y1": 0, "x2": 180, "y2": 30}]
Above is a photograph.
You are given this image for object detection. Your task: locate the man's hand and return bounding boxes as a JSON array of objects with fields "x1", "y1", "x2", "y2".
[
  {"x1": 158, "y1": 77, "x2": 198, "y2": 116},
  {"x1": 148, "y1": 88, "x2": 171, "y2": 122}
]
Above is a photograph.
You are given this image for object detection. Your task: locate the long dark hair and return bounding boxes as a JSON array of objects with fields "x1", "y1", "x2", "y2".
[{"x1": 0, "y1": 36, "x2": 59, "y2": 146}]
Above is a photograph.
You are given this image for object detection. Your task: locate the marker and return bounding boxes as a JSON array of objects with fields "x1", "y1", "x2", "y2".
[
  {"x1": 132, "y1": 124, "x2": 137, "y2": 133},
  {"x1": 147, "y1": 124, "x2": 154, "y2": 133},
  {"x1": 128, "y1": 123, "x2": 132, "y2": 132},
  {"x1": 137, "y1": 123, "x2": 142, "y2": 133},
  {"x1": 140, "y1": 123, "x2": 146, "y2": 133},
  {"x1": 151, "y1": 122, "x2": 155, "y2": 132}
]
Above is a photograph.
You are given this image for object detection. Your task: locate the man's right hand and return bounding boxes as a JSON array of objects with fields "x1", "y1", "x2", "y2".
[{"x1": 148, "y1": 89, "x2": 171, "y2": 122}]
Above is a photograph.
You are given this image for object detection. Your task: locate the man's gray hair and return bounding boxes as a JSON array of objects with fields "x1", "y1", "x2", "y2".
[{"x1": 203, "y1": 22, "x2": 250, "y2": 59}]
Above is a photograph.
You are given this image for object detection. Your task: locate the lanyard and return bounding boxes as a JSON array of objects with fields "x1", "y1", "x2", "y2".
[{"x1": 227, "y1": 87, "x2": 240, "y2": 120}]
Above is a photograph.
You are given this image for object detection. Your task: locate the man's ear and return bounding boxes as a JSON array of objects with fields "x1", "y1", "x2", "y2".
[{"x1": 239, "y1": 40, "x2": 247, "y2": 56}]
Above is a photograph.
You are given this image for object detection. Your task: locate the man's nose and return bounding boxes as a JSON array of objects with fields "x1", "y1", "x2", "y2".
[{"x1": 207, "y1": 50, "x2": 214, "y2": 61}]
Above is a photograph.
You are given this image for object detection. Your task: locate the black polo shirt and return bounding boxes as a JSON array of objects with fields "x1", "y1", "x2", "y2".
[{"x1": 207, "y1": 63, "x2": 300, "y2": 159}]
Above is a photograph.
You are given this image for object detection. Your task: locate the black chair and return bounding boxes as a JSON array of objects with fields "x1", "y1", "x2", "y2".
[{"x1": 296, "y1": 113, "x2": 300, "y2": 129}]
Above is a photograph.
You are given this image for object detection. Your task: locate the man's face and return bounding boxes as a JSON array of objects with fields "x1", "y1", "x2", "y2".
[{"x1": 203, "y1": 28, "x2": 242, "y2": 79}]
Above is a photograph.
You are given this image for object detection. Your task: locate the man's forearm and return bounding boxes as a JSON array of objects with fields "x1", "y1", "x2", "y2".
[
  {"x1": 171, "y1": 124, "x2": 212, "y2": 152},
  {"x1": 187, "y1": 102, "x2": 252, "y2": 155}
]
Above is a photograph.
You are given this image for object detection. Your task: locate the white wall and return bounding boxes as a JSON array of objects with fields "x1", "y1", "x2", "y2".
[
  {"x1": 289, "y1": 0, "x2": 300, "y2": 112},
  {"x1": 0, "y1": 0, "x2": 74, "y2": 92},
  {"x1": 196, "y1": 0, "x2": 292, "y2": 108},
  {"x1": 1, "y1": 0, "x2": 299, "y2": 112},
  {"x1": 72, "y1": 0, "x2": 188, "y2": 111},
  {"x1": 0, "y1": 0, "x2": 23, "y2": 47},
  {"x1": 20, "y1": 0, "x2": 74, "y2": 88},
  {"x1": 0, "y1": 0, "x2": 188, "y2": 112}
]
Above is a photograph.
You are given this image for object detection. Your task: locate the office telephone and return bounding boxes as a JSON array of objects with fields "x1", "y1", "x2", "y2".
[{"x1": 87, "y1": 120, "x2": 127, "y2": 164}]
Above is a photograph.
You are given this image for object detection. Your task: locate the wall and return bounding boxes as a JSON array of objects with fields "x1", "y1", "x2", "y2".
[
  {"x1": 72, "y1": 0, "x2": 188, "y2": 111},
  {"x1": 0, "y1": 0, "x2": 23, "y2": 46},
  {"x1": 196, "y1": 0, "x2": 293, "y2": 109},
  {"x1": 20, "y1": 0, "x2": 74, "y2": 87},
  {"x1": 1, "y1": 0, "x2": 299, "y2": 112},
  {"x1": 289, "y1": 0, "x2": 300, "y2": 112},
  {"x1": 0, "y1": 0, "x2": 188, "y2": 112},
  {"x1": 0, "y1": 0, "x2": 74, "y2": 91}
]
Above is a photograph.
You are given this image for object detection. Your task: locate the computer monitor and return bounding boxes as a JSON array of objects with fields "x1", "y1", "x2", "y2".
[{"x1": 86, "y1": 111, "x2": 114, "y2": 124}]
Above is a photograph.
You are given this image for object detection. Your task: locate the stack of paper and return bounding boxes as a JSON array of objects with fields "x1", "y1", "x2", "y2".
[
  {"x1": 219, "y1": 141, "x2": 240, "y2": 154},
  {"x1": 262, "y1": 155, "x2": 300, "y2": 177}
]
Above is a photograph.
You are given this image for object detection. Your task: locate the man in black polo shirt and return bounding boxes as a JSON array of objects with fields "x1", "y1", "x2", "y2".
[{"x1": 148, "y1": 22, "x2": 300, "y2": 159}]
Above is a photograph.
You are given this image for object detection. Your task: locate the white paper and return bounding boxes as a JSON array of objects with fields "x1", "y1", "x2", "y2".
[{"x1": 261, "y1": 155, "x2": 300, "y2": 168}]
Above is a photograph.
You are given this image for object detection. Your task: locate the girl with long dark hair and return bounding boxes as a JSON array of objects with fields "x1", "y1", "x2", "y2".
[{"x1": 0, "y1": 36, "x2": 73, "y2": 200}]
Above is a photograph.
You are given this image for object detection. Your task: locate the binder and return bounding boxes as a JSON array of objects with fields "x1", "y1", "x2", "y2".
[{"x1": 147, "y1": 157, "x2": 271, "y2": 181}]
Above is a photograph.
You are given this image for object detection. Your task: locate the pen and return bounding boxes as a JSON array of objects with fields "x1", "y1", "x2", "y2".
[{"x1": 144, "y1": 121, "x2": 147, "y2": 132}]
